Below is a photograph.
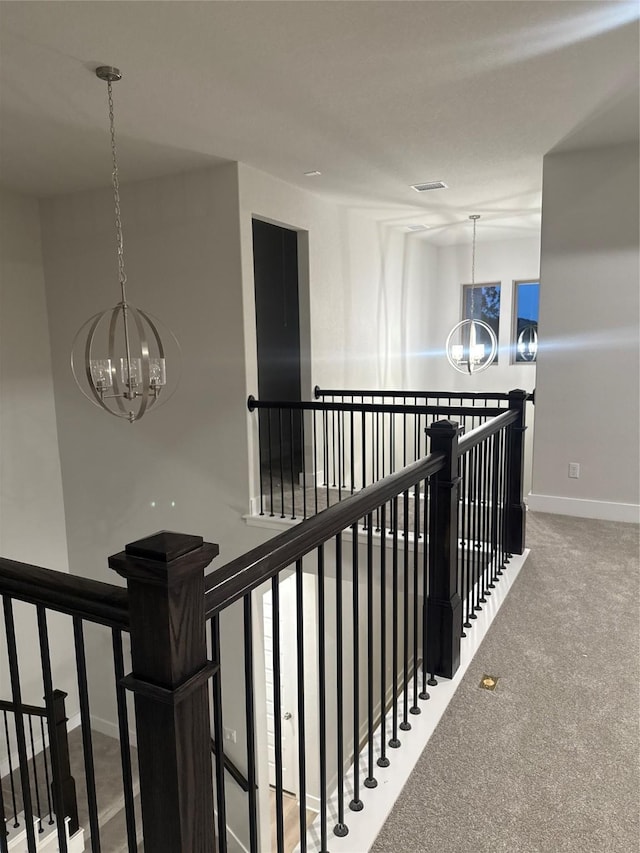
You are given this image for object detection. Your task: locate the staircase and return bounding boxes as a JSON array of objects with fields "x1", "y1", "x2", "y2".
[{"x1": 5, "y1": 814, "x2": 84, "y2": 853}]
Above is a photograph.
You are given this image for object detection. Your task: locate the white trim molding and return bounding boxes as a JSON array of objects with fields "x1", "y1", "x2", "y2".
[{"x1": 527, "y1": 493, "x2": 640, "y2": 524}]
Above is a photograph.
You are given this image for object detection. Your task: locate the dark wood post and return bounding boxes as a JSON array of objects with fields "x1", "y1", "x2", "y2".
[
  {"x1": 109, "y1": 531, "x2": 219, "y2": 853},
  {"x1": 426, "y1": 420, "x2": 463, "y2": 679},
  {"x1": 506, "y1": 389, "x2": 528, "y2": 556},
  {"x1": 50, "y1": 690, "x2": 79, "y2": 834}
]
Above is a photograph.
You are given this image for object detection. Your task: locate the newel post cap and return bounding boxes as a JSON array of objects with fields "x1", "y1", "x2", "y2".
[{"x1": 108, "y1": 530, "x2": 219, "y2": 586}]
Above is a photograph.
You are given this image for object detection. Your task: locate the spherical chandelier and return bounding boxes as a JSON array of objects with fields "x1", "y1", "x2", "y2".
[
  {"x1": 445, "y1": 215, "x2": 498, "y2": 375},
  {"x1": 71, "y1": 67, "x2": 180, "y2": 423}
]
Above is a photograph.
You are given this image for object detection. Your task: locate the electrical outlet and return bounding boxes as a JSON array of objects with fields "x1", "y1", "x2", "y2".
[
  {"x1": 223, "y1": 727, "x2": 237, "y2": 743},
  {"x1": 568, "y1": 462, "x2": 580, "y2": 479}
]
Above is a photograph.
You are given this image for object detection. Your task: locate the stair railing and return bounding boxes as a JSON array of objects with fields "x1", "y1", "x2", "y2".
[
  {"x1": 206, "y1": 391, "x2": 527, "y2": 852},
  {"x1": 1, "y1": 391, "x2": 527, "y2": 853},
  {"x1": 248, "y1": 395, "x2": 510, "y2": 521}
]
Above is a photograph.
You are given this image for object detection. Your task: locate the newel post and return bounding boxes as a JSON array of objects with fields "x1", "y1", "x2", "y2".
[
  {"x1": 426, "y1": 420, "x2": 463, "y2": 679},
  {"x1": 50, "y1": 690, "x2": 79, "y2": 835},
  {"x1": 506, "y1": 389, "x2": 528, "y2": 556},
  {"x1": 109, "y1": 531, "x2": 219, "y2": 853}
]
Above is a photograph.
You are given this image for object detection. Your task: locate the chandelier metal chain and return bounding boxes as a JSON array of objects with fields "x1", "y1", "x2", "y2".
[
  {"x1": 469, "y1": 213, "x2": 479, "y2": 319},
  {"x1": 106, "y1": 79, "x2": 128, "y2": 300}
]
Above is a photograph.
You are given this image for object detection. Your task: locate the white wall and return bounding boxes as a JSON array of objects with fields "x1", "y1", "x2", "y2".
[
  {"x1": 40, "y1": 163, "x2": 270, "y2": 582},
  {"x1": 0, "y1": 188, "x2": 72, "y2": 717},
  {"x1": 531, "y1": 141, "x2": 639, "y2": 521},
  {"x1": 0, "y1": 188, "x2": 68, "y2": 572}
]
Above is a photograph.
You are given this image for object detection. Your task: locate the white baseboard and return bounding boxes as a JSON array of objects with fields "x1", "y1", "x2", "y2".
[
  {"x1": 527, "y1": 493, "x2": 639, "y2": 523},
  {"x1": 90, "y1": 714, "x2": 138, "y2": 748}
]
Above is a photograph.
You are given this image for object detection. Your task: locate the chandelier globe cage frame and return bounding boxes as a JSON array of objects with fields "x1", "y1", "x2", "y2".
[
  {"x1": 445, "y1": 215, "x2": 498, "y2": 375},
  {"x1": 70, "y1": 66, "x2": 181, "y2": 423}
]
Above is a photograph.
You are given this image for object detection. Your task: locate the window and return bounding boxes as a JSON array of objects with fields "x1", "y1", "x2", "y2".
[
  {"x1": 513, "y1": 280, "x2": 539, "y2": 363},
  {"x1": 462, "y1": 283, "x2": 501, "y2": 365}
]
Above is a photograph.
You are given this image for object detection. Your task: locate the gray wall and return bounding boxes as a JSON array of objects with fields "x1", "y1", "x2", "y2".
[{"x1": 531, "y1": 142, "x2": 639, "y2": 521}]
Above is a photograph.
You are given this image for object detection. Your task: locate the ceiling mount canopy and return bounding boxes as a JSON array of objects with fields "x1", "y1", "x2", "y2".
[
  {"x1": 71, "y1": 66, "x2": 180, "y2": 423},
  {"x1": 445, "y1": 215, "x2": 498, "y2": 375}
]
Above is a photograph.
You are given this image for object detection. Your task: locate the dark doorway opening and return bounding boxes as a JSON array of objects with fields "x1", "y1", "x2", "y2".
[{"x1": 252, "y1": 218, "x2": 303, "y2": 478}]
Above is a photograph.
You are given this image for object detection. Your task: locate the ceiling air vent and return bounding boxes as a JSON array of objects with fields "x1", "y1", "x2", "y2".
[
  {"x1": 411, "y1": 181, "x2": 449, "y2": 192},
  {"x1": 406, "y1": 224, "x2": 430, "y2": 232}
]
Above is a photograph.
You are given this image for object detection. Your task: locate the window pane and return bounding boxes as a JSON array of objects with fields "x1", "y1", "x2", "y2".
[
  {"x1": 514, "y1": 281, "x2": 539, "y2": 363},
  {"x1": 463, "y1": 284, "x2": 500, "y2": 364}
]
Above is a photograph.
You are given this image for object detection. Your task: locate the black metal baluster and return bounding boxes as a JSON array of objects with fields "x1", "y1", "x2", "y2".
[
  {"x1": 3, "y1": 710, "x2": 19, "y2": 829},
  {"x1": 473, "y1": 444, "x2": 482, "y2": 614},
  {"x1": 39, "y1": 716, "x2": 54, "y2": 826},
  {"x1": 242, "y1": 595, "x2": 259, "y2": 853},
  {"x1": 331, "y1": 403, "x2": 337, "y2": 488},
  {"x1": 337, "y1": 408, "x2": 343, "y2": 502},
  {"x1": 278, "y1": 408, "x2": 285, "y2": 518},
  {"x1": 258, "y1": 410, "x2": 265, "y2": 516},
  {"x1": 410, "y1": 484, "x2": 421, "y2": 716},
  {"x1": 364, "y1": 514, "x2": 377, "y2": 789},
  {"x1": 290, "y1": 409, "x2": 297, "y2": 520},
  {"x1": 487, "y1": 433, "x2": 497, "y2": 589},
  {"x1": 295, "y1": 560, "x2": 308, "y2": 850},
  {"x1": 210, "y1": 615, "x2": 227, "y2": 853},
  {"x1": 334, "y1": 535, "x2": 348, "y2": 836},
  {"x1": 4, "y1": 598, "x2": 37, "y2": 852},
  {"x1": 313, "y1": 411, "x2": 319, "y2": 515},
  {"x1": 390, "y1": 410, "x2": 396, "y2": 475},
  {"x1": 462, "y1": 452, "x2": 472, "y2": 631},
  {"x1": 27, "y1": 716, "x2": 43, "y2": 833},
  {"x1": 479, "y1": 439, "x2": 489, "y2": 604},
  {"x1": 377, "y1": 505, "x2": 390, "y2": 768},
  {"x1": 342, "y1": 410, "x2": 347, "y2": 488},
  {"x1": 317, "y1": 546, "x2": 329, "y2": 852},
  {"x1": 350, "y1": 410, "x2": 355, "y2": 494},
  {"x1": 0, "y1": 762, "x2": 7, "y2": 852},
  {"x1": 111, "y1": 630, "x2": 138, "y2": 853},
  {"x1": 349, "y1": 523, "x2": 363, "y2": 812},
  {"x1": 301, "y1": 410, "x2": 308, "y2": 520},
  {"x1": 420, "y1": 474, "x2": 430, "y2": 699},
  {"x1": 36, "y1": 606, "x2": 68, "y2": 853},
  {"x1": 361, "y1": 410, "x2": 367, "y2": 492},
  {"x1": 271, "y1": 576, "x2": 285, "y2": 853},
  {"x1": 268, "y1": 409, "x2": 274, "y2": 517},
  {"x1": 400, "y1": 491, "x2": 411, "y2": 731},
  {"x1": 403, "y1": 398, "x2": 407, "y2": 467},
  {"x1": 323, "y1": 410, "x2": 329, "y2": 502},
  {"x1": 498, "y1": 427, "x2": 507, "y2": 574},
  {"x1": 389, "y1": 497, "x2": 401, "y2": 748},
  {"x1": 73, "y1": 618, "x2": 101, "y2": 852}
]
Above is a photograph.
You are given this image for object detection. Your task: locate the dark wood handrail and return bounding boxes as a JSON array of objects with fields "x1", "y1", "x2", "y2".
[
  {"x1": 0, "y1": 698, "x2": 48, "y2": 718},
  {"x1": 248, "y1": 396, "x2": 505, "y2": 418},
  {"x1": 315, "y1": 386, "x2": 535, "y2": 405},
  {"x1": 210, "y1": 739, "x2": 256, "y2": 793},
  {"x1": 457, "y1": 409, "x2": 519, "y2": 455},
  {"x1": 205, "y1": 450, "x2": 447, "y2": 617},
  {"x1": 0, "y1": 558, "x2": 129, "y2": 630},
  {"x1": 314, "y1": 386, "x2": 527, "y2": 401}
]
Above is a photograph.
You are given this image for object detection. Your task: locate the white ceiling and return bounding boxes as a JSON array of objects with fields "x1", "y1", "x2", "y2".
[{"x1": 1, "y1": 1, "x2": 638, "y2": 244}]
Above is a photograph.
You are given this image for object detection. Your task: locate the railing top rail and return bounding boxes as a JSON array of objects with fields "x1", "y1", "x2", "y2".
[
  {"x1": 457, "y1": 409, "x2": 518, "y2": 455},
  {"x1": 0, "y1": 557, "x2": 130, "y2": 631},
  {"x1": 248, "y1": 396, "x2": 505, "y2": 418},
  {"x1": 205, "y1": 450, "x2": 447, "y2": 617},
  {"x1": 314, "y1": 386, "x2": 533, "y2": 402},
  {"x1": 0, "y1": 698, "x2": 48, "y2": 718}
]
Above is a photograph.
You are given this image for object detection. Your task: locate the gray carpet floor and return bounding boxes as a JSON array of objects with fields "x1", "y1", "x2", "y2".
[{"x1": 372, "y1": 511, "x2": 640, "y2": 853}]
